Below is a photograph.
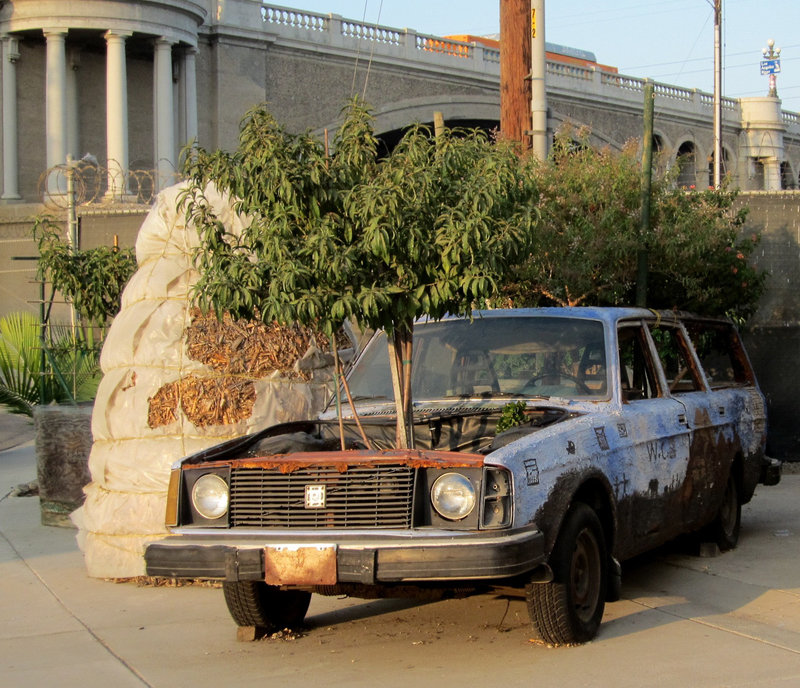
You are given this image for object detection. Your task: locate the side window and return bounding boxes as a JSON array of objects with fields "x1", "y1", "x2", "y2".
[
  {"x1": 683, "y1": 321, "x2": 755, "y2": 388},
  {"x1": 617, "y1": 325, "x2": 659, "y2": 401},
  {"x1": 648, "y1": 324, "x2": 704, "y2": 394}
]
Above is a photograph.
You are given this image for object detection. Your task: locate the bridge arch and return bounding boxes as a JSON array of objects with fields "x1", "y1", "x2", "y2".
[
  {"x1": 317, "y1": 95, "x2": 501, "y2": 145},
  {"x1": 674, "y1": 139, "x2": 698, "y2": 188}
]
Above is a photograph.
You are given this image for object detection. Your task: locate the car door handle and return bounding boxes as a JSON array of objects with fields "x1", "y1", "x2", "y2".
[
  {"x1": 678, "y1": 413, "x2": 688, "y2": 427},
  {"x1": 718, "y1": 406, "x2": 726, "y2": 416}
]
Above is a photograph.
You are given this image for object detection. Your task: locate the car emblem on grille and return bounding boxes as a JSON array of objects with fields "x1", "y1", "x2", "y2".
[{"x1": 305, "y1": 484, "x2": 326, "y2": 509}]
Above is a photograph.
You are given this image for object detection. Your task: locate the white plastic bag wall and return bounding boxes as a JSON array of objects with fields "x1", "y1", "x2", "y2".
[{"x1": 72, "y1": 183, "x2": 331, "y2": 578}]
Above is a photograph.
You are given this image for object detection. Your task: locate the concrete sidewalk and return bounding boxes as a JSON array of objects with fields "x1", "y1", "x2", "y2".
[
  {"x1": 0, "y1": 411, "x2": 34, "y2": 453},
  {"x1": 1, "y1": 435, "x2": 799, "y2": 687}
]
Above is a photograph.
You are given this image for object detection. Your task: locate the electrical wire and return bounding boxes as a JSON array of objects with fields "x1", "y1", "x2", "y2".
[{"x1": 362, "y1": 0, "x2": 384, "y2": 99}]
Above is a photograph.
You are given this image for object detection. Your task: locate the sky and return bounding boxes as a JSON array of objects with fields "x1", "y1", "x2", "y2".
[{"x1": 280, "y1": 0, "x2": 800, "y2": 111}]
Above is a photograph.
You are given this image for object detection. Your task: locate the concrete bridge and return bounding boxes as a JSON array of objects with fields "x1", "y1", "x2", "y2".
[{"x1": 1, "y1": 0, "x2": 799, "y2": 203}]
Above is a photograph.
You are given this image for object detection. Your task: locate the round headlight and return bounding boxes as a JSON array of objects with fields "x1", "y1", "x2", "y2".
[
  {"x1": 191, "y1": 473, "x2": 229, "y2": 520},
  {"x1": 431, "y1": 472, "x2": 476, "y2": 520}
]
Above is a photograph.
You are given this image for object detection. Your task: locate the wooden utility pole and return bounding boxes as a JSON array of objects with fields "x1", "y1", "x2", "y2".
[{"x1": 500, "y1": 0, "x2": 531, "y2": 150}]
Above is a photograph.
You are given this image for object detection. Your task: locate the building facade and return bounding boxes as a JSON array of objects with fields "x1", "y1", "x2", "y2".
[{"x1": 0, "y1": 0, "x2": 798, "y2": 205}]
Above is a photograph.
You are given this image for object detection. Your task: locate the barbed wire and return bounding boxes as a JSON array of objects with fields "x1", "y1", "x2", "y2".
[{"x1": 38, "y1": 159, "x2": 182, "y2": 211}]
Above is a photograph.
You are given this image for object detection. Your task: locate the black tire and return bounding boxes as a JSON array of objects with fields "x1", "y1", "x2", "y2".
[
  {"x1": 222, "y1": 581, "x2": 311, "y2": 631},
  {"x1": 705, "y1": 472, "x2": 741, "y2": 551},
  {"x1": 526, "y1": 503, "x2": 608, "y2": 645}
]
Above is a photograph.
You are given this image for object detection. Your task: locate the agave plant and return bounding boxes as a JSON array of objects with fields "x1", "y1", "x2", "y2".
[{"x1": 0, "y1": 312, "x2": 100, "y2": 416}]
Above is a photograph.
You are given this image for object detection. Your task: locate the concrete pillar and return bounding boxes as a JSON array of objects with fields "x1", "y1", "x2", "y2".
[
  {"x1": 1, "y1": 35, "x2": 21, "y2": 201},
  {"x1": 44, "y1": 29, "x2": 68, "y2": 181},
  {"x1": 764, "y1": 158, "x2": 782, "y2": 191},
  {"x1": 183, "y1": 46, "x2": 198, "y2": 146},
  {"x1": 154, "y1": 37, "x2": 175, "y2": 191},
  {"x1": 105, "y1": 30, "x2": 131, "y2": 199},
  {"x1": 66, "y1": 47, "x2": 80, "y2": 160}
]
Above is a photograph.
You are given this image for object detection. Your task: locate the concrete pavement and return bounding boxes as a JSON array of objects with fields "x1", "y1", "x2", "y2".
[
  {"x1": 0, "y1": 411, "x2": 34, "y2": 453},
  {"x1": 1, "y1": 423, "x2": 799, "y2": 687}
]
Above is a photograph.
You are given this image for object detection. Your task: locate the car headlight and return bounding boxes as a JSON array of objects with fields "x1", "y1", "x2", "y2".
[
  {"x1": 191, "y1": 473, "x2": 229, "y2": 520},
  {"x1": 431, "y1": 472, "x2": 476, "y2": 520}
]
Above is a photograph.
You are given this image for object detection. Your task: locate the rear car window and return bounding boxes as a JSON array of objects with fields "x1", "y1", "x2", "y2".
[{"x1": 683, "y1": 320, "x2": 755, "y2": 388}]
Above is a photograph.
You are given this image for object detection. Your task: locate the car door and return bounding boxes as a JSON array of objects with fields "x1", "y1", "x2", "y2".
[
  {"x1": 646, "y1": 319, "x2": 724, "y2": 531},
  {"x1": 682, "y1": 318, "x2": 767, "y2": 503},
  {"x1": 612, "y1": 321, "x2": 692, "y2": 558}
]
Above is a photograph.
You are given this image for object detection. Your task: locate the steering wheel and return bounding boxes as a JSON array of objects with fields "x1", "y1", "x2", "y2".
[{"x1": 524, "y1": 372, "x2": 591, "y2": 395}]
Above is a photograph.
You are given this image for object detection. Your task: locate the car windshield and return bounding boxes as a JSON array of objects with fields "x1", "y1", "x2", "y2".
[{"x1": 346, "y1": 316, "x2": 608, "y2": 402}]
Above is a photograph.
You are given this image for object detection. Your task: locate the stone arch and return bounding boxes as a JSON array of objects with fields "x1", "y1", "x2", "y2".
[
  {"x1": 317, "y1": 95, "x2": 500, "y2": 139},
  {"x1": 651, "y1": 129, "x2": 672, "y2": 174},
  {"x1": 548, "y1": 112, "x2": 626, "y2": 152},
  {"x1": 781, "y1": 160, "x2": 796, "y2": 189},
  {"x1": 675, "y1": 140, "x2": 697, "y2": 189},
  {"x1": 316, "y1": 95, "x2": 501, "y2": 154},
  {"x1": 707, "y1": 145, "x2": 734, "y2": 187}
]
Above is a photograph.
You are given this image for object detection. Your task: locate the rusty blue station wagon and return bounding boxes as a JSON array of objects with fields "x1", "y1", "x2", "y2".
[{"x1": 145, "y1": 308, "x2": 781, "y2": 644}]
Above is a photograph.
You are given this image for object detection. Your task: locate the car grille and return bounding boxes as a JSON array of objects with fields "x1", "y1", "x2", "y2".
[{"x1": 229, "y1": 464, "x2": 415, "y2": 528}]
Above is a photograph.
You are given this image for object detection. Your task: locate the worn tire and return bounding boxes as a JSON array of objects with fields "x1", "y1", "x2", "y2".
[
  {"x1": 526, "y1": 503, "x2": 608, "y2": 645},
  {"x1": 705, "y1": 472, "x2": 741, "y2": 551},
  {"x1": 223, "y1": 581, "x2": 311, "y2": 631}
]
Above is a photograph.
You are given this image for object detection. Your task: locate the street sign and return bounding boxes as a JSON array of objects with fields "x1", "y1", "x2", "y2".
[{"x1": 760, "y1": 59, "x2": 781, "y2": 75}]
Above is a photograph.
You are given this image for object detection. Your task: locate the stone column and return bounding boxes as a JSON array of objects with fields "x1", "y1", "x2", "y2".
[
  {"x1": 153, "y1": 37, "x2": 175, "y2": 191},
  {"x1": 105, "y1": 30, "x2": 131, "y2": 199},
  {"x1": 183, "y1": 46, "x2": 198, "y2": 146},
  {"x1": 44, "y1": 28, "x2": 68, "y2": 194},
  {"x1": 1, "y1": 35, "x2": 21, "y2": 201},
  {"x1": 764, "y1": 158, "x2": 782, "y2": 191},
  {"x1": 66, "y1": 47, "x2": 80, "y2": 161}
]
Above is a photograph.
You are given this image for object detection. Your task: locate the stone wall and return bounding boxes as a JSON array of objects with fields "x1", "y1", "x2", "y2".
[{"x1": 736, "y1": 192, "x2": 800, "y2": 460}]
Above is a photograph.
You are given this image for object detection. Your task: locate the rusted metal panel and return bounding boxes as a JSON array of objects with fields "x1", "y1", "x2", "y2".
[
  {"x1": 263, "y1": 545, "x2": 337, "y2": 585},
  {"x1": 198, "y1": 449, "x2": 486, "y2": 473}
]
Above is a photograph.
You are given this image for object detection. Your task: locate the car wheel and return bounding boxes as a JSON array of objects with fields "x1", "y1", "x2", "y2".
[
  {"x1": 223, "y1": 581, "x2": 311, "y2": 631},
  {"x1": 526, "y1": 502, "x2": 608, "y2": 645},
  {"x1": 706, "y1": 472, "x2": 741, "y2": 551}
]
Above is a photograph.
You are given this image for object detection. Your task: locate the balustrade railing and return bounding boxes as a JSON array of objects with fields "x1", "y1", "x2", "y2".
[{"x1": 256, "y1": 2, "x2": 745, "y2": 117}]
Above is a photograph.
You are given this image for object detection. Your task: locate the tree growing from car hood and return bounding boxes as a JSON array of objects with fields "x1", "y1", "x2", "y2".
[{"x1": 180, "y1": 99, "x2": 539, "y2": 448}]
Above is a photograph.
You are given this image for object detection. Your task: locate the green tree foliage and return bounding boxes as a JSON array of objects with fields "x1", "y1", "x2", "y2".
[
  {"x1": 29, "y1": 215, "x2": 136, "y2": 406},
  {"x1": 180, "y1": 106, "x2": 766, "y2": 446},
  {"x1": 181, "y1": 99, "x2": 539, "y2": 446},
  {"x1": 34, "y1": 216, "x2": 137, "y2": 334},
  {"x1": 648, "y1": 187, "x2": 765, "y2": 322},
  {"x1": 505, "y1": 129, "x2": 766, "y2": 320},
  {"x1": 512, "y1": 134, "x2": 647, "y2": 306}
]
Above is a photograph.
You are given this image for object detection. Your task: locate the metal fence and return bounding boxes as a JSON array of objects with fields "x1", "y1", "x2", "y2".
[{"x1": 37, "y1": 158, "x2": 181, "y2": 212}]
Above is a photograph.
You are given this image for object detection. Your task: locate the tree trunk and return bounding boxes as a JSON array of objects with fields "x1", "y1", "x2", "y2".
[{"x1": 387, "y1": 325, "x2": 414, "y2": 449}]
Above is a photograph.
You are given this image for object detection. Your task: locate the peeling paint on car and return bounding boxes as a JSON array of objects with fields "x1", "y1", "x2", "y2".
[{"x1": 145, "y1": 307, "x2": 779, "y2": 643}]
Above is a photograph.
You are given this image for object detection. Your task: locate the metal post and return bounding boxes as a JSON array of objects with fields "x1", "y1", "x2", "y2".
[
  {"x1": 66, "y1": 157, "x2": 78, "y2": 340},
  {"x1": 530, "y1": 0, "x2": 547, "y2": 160},
  {"x1": 762, "y1": 38, "x2": 781, "y2": 98},
  {"x1": 713, "y1": 0, "x2": 722, "y2": 188},
  {"x1": 636, "y1": 81, "x2": 654, "y2": 308}
]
